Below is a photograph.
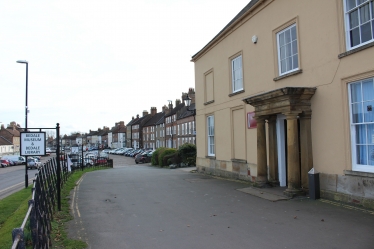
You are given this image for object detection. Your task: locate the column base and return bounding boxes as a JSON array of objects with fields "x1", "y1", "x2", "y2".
[
  {"x1": 283, "y1": 188, "x2": 305, "y2": 198},
  {"x1": 269, "y1": 180, "x2": 280, "y2": 187},
  {"x1": 254, "y1": 180, "x2": 272, "y2": 188}
]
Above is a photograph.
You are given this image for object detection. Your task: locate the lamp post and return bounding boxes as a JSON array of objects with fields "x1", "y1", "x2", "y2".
[
  {"x1": 17, "y1": 60, "x2": 29, "y2": 188},
  {"x1": 184, "y1": 94, "x2": 196, "y2": 145}
]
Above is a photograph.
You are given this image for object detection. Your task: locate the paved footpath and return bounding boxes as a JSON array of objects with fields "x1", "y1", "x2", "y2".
[{"x1": 68, "y1": 157, "x2": 374, "y2": 249}]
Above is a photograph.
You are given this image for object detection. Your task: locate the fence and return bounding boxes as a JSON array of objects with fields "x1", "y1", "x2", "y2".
[{"x1": 11, "y1": 154, "x2": 112, "y2": 249}]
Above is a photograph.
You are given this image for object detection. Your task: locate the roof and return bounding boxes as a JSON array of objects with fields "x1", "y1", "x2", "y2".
[
  {"x1": 126, "y1": 117, "x2": 139, "y2": 126},
  {"x1": 191, "y1": 0, "x2": 260, "y2": 61},
  {"x1": 155, "y1": 115, "x2": 165, "y2": 125},
  {"x1": 0, "y1": 136, "x2": 13, "y2": 145},
  {"x1": 178, "y1": 103, "x2": 195, "y2": 120},
  {"x1": 165, "y1": 103, "x2": 185, "y2": 118},
  {"x1": 144, "y1": 112, "x2": 165, "y2": 127}
]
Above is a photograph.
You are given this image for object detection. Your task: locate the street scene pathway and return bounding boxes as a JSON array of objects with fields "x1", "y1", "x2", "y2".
[{"x1": 68, "y1": 155, "x2": 374, "y2": 249}]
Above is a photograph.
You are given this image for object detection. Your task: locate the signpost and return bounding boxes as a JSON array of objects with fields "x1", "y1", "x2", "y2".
[
  {"x1": 19, "y1": 124, "x2": 62, "y2": 211},
  {"x1": 20, "y1": 132, "x2": 46, "y2": 156}
]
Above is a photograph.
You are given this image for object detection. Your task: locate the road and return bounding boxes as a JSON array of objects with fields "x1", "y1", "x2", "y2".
[
  {"x1": 67, "y1": 154, "x2": 374, "y2": 249},
  {"x1": 0, "y1": 155, "x2": 54, "y2": 199}
]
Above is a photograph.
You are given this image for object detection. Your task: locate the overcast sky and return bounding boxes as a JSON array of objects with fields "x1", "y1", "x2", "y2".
[{"x1": 1, "y1": 0, "x2": 250, "y2": 136}]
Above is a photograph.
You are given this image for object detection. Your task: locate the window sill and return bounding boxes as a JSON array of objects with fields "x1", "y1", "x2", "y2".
[
  {"x1": 229, "y1": 90, "x2": 245, "y2": 97},
  {"x1": 344, "y1": 170, "x2": 374, "y2": 178},
  {"x1": 338, "y1": 41, "x2": 374, "y2": 59},
  {"x1": 204, "y1": 100, "x2": 215, "y2": 105},
  {"x1": 206, "y1": 156, "x2": 216, "y2": 159},
  {"x1": 273, "y1": 69, "x2": 302, "y2": 81}
]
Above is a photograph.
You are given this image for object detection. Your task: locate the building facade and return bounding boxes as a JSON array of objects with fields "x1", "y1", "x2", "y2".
[{"x1": 192, "y1": 0, "x2": 374, "y2": 207}]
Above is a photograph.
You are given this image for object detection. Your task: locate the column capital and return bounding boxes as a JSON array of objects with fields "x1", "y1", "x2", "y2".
[
  {"x1": 267, "y1": 115, "x2": 277, "y2": 123},
  {"x1": 300, "y1": 110, "x2": 312, "y2": 119},
  {"x1": 254, "y1": 116, "x2": 268, "y2": 123},
  {"x1": 284, "y1": 112, "x2": 300, "y2": 120}
]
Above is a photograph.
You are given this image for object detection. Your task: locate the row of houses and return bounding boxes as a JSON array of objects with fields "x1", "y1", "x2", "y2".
[
  {"x1": 192, "y1": 0, "x2": 374, "y2": 207},
  {"x1": 0, "y1": 122, "x2": 21, "y2": 157},
  {"x1": 56, "y1": 88, "x2": 197, "y2": 150}
]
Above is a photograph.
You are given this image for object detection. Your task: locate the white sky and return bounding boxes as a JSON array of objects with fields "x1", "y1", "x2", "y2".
[{"x1": 0, "y1": 0, "x2": 250, "y2": 136}]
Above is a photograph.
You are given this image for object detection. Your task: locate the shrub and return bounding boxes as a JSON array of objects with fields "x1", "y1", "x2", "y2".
[
  {"x1": 159, "y1": 148, "x2": 177, "y2": 167},
  {"x1": 152, "y1": 147, "x2": 166, "y2": 166},
  {"x1": 178, "y1": 143, "x2": 196, "y2": 166}
]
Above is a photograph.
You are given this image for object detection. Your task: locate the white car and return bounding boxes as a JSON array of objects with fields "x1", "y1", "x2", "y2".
[{"x1": 27, "y1": 158, "x2": 42, "y2": 169}]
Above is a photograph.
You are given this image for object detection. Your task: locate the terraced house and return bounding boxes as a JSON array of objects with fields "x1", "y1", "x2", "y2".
[{"x1": 192, "y1": 0, "x2": 374, "y2": 207}]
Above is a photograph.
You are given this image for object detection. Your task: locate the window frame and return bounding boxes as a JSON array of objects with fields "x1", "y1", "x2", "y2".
[
  {"x1": 230, "y1": 53, "x2": 243, "y2": 93},
  {"x1": 348, "y1": 76, "x2": 374, "y2": 173},
  {"x1": 276, "y1": 23, "x2": 299, "y2": 76},
  {"x1": 343, "y1": 0, "x2": 374, "y2": 50},
  {"x1": 207, "y1": 115, "x2": 215, "y2": 156}
]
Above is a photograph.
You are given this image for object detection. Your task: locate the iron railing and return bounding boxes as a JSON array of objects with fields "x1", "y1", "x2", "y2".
[{"x1": 11, "y1": 154, "x2": 113, "y2": 248}]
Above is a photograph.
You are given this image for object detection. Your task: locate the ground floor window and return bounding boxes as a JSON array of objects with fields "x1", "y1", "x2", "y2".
[
  {"x1": 207, "y1": 115, "x2": 215, "y2": 156},
  {"x1": 349, "y1": 77, "x2": 374, "y2": 173}
]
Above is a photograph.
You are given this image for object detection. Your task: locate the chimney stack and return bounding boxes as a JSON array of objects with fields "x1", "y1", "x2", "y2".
[
  {"x1": 143, "y1": 110, "x2": 148, "y2": 117},
  {"x1": 151, "y1": 107, "x2": 157, "y2": 116}
]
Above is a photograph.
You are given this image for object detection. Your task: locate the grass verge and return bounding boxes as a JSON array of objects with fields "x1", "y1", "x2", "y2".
[
  {"x1": 0, "y1": 167, "x2": 109, "y2": 249},
  {"x1": 0, "y1": 187, "x2": 32, "y2": 248}
]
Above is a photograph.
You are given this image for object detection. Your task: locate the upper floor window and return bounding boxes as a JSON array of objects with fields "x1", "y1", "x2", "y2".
[
  {"x1": 277, "y1": 24, "x2": 299, "y2": 75},
  {"x1": 231, "y1": 55, "x2": 243, "y2": 93},
  {"x1": 344, "y1": 0, "x2": 374, "y2": 49}
]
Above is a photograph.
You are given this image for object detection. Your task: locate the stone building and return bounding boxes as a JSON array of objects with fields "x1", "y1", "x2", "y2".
[{"x1": 192, "y1": 0, "x2": 374, "y2": 207}]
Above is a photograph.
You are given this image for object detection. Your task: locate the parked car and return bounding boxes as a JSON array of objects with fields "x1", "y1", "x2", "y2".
[
  {"x1": 1, "y1": 155, "x2": 24, "y2": 165},
  {"x1": 0, "y1": 159, "x2": 10, "y2": 167},
  {"x1": 135, "y1": 151, "x2": 153, "y2": 164},
  {"x1": 27, "y1": 158, "x2": 42, "y2": 170}
]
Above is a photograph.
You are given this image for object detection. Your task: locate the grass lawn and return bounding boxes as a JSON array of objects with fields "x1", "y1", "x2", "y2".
[{"x1": 0, "y1": 167, "x2": 108, "y2": 248}]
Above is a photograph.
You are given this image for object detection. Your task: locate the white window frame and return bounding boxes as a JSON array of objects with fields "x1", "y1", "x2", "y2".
[
  {"x1": 277, "y1": 23, "x2": 299, "y2": 76},
  {"x1": 231, "y1": 55, "x2": 243, "y2": 93},
  {"x1": 344, "y1": 0, "x2": 374, "y2": 50},
  {"x1": 349, "y1": 77, "x2": 374, "y2": 173},
  {"x1": 207, "y1": 115, "x2": 215, "y2": 156}
]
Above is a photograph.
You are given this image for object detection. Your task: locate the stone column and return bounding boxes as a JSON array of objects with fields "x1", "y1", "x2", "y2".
[
  {"x1": 300, "y1": 110, "x2": 313, "y2": 190},
  {"x1": 255, "y1": 116, "x2": 268, "y2": 186},
  {"x1": 268, "y1": 115, "x2": 278, "y2": 186},
  {"x1": 284, "y1": 112, "x2": 303, "y2": 197}
]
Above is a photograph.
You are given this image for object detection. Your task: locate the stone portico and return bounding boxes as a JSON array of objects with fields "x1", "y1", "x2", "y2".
[{"x1": 243, "y1": 87, "x2": 316, "y2": 197}]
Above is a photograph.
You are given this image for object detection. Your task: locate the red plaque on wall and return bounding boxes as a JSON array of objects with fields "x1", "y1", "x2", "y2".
[{"x1": 247, "y1": 112, "x2": 257, "y2": 129}]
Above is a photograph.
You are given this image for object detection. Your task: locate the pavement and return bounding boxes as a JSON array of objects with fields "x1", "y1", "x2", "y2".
[{"x1": 67, "y1": 157, "x2": 374, "y2": 249}]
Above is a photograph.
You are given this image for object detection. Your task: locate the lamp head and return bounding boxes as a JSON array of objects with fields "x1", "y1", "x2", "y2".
[
  {"x1": 16, "y1": 60, "x2": 28, "y2": 64},
  {"x1": 184, "y1": 94, "x2": 192, "y2": 107}
]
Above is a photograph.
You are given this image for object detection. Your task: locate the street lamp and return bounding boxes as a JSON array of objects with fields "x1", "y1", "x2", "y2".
[
  {"x1": 17, "y1": 60, "x2": 29, "y2": 188},
  {"x1": 184, "y1": 94, "x2": 196, "y2": 145}
]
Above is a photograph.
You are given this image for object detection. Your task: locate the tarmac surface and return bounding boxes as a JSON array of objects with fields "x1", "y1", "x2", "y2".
[{"x1": 67, "y1": 155, "x2": 374, "y2": 249}]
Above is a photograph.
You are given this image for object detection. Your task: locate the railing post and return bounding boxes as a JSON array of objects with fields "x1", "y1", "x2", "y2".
[
  {"x1": 56, "y1": 123, "x2": 61, "y2": 211},
  {"x1": 12, "y1": 228, "x2": 25, "y2": 249},
  {"x1": 28, "y1": 199, "x2": 39, "y2": 248}
]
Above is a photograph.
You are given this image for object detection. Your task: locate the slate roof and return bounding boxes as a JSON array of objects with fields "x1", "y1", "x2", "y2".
[
  {"x1": 144, "y1": 112, "x2": 165, "y2": 127},
  {"x1": 165, "y1": 103, "x2": 185, "y2": 118},
  {"x1": 178, "y1": 103, "x2": 195, "y2": 120},
  {"x1": 0, "y1": 136, "x2": 13, "y2": 145}
]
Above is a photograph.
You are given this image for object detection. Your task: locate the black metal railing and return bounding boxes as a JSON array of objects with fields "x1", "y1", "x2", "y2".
[{"x1": 11, "y1": 154, "x2": 113, "y2": 248}]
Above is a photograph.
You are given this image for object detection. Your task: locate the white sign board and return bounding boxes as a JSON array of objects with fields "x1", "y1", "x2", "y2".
[{"x1": 20, "y1": 132, "x2": 46, "y2": 156}]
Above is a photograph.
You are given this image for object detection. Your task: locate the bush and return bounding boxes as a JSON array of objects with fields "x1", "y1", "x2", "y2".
[
  {"x1": 159, "y1": 148, "x2": 178, "y2": 167},
  {"x1": 178, "y1": 143, "x2": 196, "y2": 166},
  {"x1": 152, "y1": 147, "x2": 166, "y2": 166}
]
